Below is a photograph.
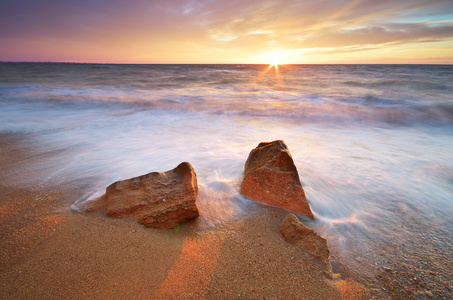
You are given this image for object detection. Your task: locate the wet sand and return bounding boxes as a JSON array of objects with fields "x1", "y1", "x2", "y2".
[{"x1": 0, "y1": 133, "x2": 366, "y2": 299}]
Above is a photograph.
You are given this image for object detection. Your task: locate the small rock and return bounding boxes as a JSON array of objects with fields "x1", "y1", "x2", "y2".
[
  {"x1": 425, "y1": 290, "x2": 434, "y2": 298},
  {"x1": 280, "y1": 213, "x2": 333, "y2": 278}
]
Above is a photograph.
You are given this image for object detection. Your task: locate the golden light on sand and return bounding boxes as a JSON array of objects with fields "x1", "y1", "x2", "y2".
[{"x1": 154, "y1": 233, "x2": 223, "y2": 299}]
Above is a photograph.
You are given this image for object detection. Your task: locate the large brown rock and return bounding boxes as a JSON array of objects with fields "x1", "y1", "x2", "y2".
[
  {"x1": 86, "y1": 162, "x2": 199, "y2": 229},
  {"x1": 280, "y1": 213, "x2": 333, "y2": 279},
  {"x1": 240, "y1": 140, "x2": 314, "y2": 219}
]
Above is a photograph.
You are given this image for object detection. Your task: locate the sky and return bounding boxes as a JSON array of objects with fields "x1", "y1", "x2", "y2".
[{"x1": 1, "y1": 0, "x2": 453, "y2": 64}]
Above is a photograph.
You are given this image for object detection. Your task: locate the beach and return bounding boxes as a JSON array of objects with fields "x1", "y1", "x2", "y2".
[
  {"x1": 1, "y1": 63, "x2": 452, "y2": 299},
  {"x1": 0, "y1": 133, "x2": 364, "y2": 299}
]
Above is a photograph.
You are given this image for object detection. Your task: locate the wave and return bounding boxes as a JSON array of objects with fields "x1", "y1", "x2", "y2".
[
  {"x1": 343, "y1": 79, "x2": 453, "y2": 92},
  {"x1": 2, "y1": 83, "x2": 453, "y2": 126},
  {"x1": 2, "y1": 64, "x2": 453, "y2": 126}
]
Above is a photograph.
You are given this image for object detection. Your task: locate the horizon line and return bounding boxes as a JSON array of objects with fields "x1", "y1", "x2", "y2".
[{"x1": 1, "y1": 61, "x2": 452, "y2": 66}]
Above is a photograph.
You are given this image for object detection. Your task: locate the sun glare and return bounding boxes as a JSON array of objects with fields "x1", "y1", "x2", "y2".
[
  {"x1": 251, "y1": 50, "x2": 289, "y2": 84},
  {"x1": 268, "y1": 52, "x2": 283, "y2": 72},
  {"x1": 270, "y1": 55, "x2": 280, "y2": 66},
  {"x1": 270, "y1": 63, "x2": 279, "y2": 72},
  {"x1": 256, "y1": 49, "x2": 307, "y2": 66}
]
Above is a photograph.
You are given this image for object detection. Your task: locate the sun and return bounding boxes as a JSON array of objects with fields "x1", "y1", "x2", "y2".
[
  {"x1": 270, "y1": 54, "x2": 280, "y2": 66},
  {"x1": 255, "y1": 50, "x2": 289, "y2": 66},
  {"x1": 268, "y1": 52, "x2": 282, "y2": 71}
]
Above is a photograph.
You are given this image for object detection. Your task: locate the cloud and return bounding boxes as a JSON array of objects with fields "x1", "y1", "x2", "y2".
[
  {"x1": 1, "y1": 0, "x2": 452, "y2": 62},
  {"x1": 249, "y1": 30, "x2": 274, "y2": 35},
  {"x1": 298, "y1": 23, "x2": 453, "y2": 49}
]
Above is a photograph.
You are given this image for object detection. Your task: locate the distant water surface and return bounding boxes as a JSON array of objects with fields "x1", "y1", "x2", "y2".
[{"x1": 1, "y1": 63, "x2": 452, "y2": 298}]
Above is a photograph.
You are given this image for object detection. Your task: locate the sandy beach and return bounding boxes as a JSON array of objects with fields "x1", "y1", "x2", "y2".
[{"x1": 0, "y1": 133, "x2": 367, "y2": 299}]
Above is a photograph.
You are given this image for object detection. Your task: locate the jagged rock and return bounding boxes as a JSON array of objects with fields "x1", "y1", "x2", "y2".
[
  {"x1": 240, "y1": 140, "x2": 314, "y2": 219},
  {"x1": 280, "y1": 213, "x2": 333, "y2": 279},
  {"x1": 86, "y1": 162, "x2": 199, "y2": 229}
]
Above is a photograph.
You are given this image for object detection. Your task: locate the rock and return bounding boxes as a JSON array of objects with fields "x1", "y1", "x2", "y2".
[
  {"x1": 280, "y1": 213, "x2": 333, "y2": 279},
  {"x1": 86, "y1": 162, "x2": 199, "y2": 229},
  {"x1": 240, "y1": 140, "x2": 314, "y2": 219},
  {"x1": 425, "y1": 291, "x2": 435, "y2": 298}
]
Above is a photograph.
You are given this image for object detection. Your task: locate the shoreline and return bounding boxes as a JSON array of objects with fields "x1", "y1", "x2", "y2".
[{"x1": 0, "y1": 132, "x2": 365, "y2": 299}]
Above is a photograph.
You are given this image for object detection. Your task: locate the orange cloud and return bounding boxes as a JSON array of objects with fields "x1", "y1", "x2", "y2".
[{"x1": 0, "y1": 0, "x2": 452, "y2": 63}]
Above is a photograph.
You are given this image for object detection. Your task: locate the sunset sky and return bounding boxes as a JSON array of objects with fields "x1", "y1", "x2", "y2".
[{"x1": 1, "y1": 0, "x2": 453, "y2": 64}]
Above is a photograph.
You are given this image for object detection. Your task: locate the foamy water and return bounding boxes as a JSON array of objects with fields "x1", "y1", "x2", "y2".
[{"x1": 1, "y1": 63, "x2": 453, "y2": 297}]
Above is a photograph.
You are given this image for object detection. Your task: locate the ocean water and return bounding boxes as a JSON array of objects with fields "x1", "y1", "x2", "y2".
[{"x1": 1, "y1": 63, "x2": 452, "y2": 297}]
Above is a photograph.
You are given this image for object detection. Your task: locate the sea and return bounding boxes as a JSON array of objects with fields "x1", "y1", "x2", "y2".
[{"x1": 1, "y1": 63, "x2": 452, "y2": 298}]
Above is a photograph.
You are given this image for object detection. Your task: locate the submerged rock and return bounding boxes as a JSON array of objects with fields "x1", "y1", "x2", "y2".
[
  {"x1": 86, "y1": 162, "x2": 199, "y2": 229},
  {"x1": 280, "y1": 213, "x2": 333, "y2": 279},
  {"x1": 240, "y1": 140, "x2": 314, "y2": 219}
]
